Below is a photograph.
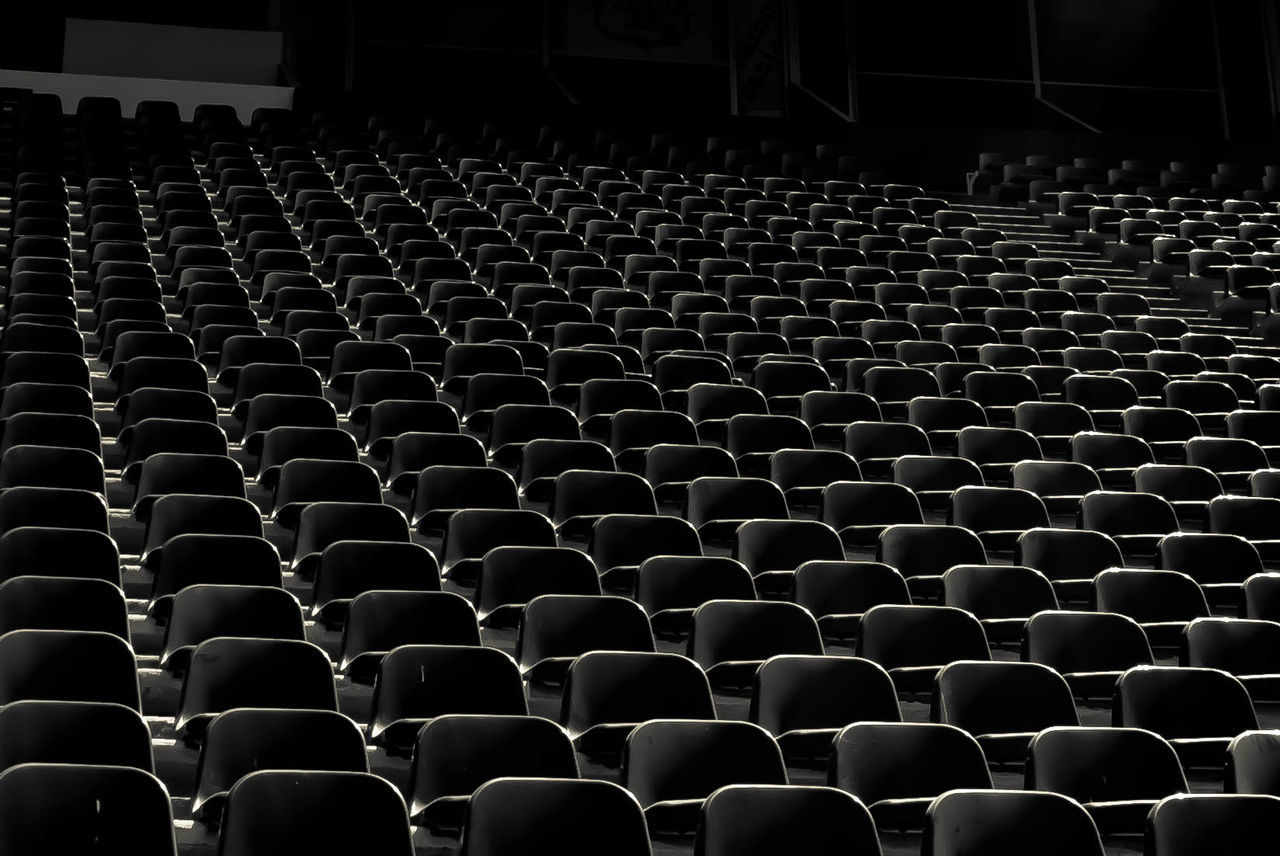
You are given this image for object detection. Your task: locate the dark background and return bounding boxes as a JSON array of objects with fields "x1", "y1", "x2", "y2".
[{"x1": 5, "y1": 0, "x2": 1279, "y2": 187}]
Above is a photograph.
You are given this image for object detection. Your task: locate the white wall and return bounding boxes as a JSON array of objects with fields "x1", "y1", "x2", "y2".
[
  {"x1": 63, "y1": 19, "x2": 283, "y2": 86},
  {"x1": 0, "y1": 69, "x2": 294, "y2": 121}
]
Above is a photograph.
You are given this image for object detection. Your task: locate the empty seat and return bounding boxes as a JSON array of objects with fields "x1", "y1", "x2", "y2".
[
  {"x1": 219, "y1": 770, "x2": 412, "y2": 856},
  {"x1": 560, "y1": 650, "x2": 714, "y2": 760},
  {"x1": 1026, "y1": 725, "x2": 1187, "y2": 836},
  {"x1": 459, "y1": 777, "x2": 650, "y2": 856},
  {"x1": 1095, "y1": 569, "x2": 1210, "y2": 648},
  {"x1": 922, "y1": 789, "x2": 1104, "y2": 856},
  {"x1": 932, "y1": 660, "x2": 1079, "y2": 765},
  {"x1": 750, "y1": 654, "x2": 899, "y2": 762},
  {"x1": 408, "y1": 714, "x2": 579, "y2": 830},
  {"x1": 369, "y1": 644, "x2": 525, "y2": 754},
  {"x1": 1113, "y1": 666, "x2": 1259, "y2": 767},
  {"x1": 687, "y1": 599, "x2": 824, "y2": 690},
  {"x1": 1183, "y1": 617, "x2": 1280, "y2": 701},
  {"x1": 621, "y1": 719, "x2": 787, "y2": 834},
  {"x1": 856, "y1": 604, "x2": 990, "y2": 695},
  {"x1": 290, "y1": 502, "x2": 409, "y2": 578},
  {"x1": 1145, "y1": 793, "x2": 1280, "y2": 856},
  {"x1": 0, "y1": 763, "x2": 176, "y2": 856},
  {"x1": 0, "y1": 629, "x2": 139, "y2": 710},
  {"x1": 694, "y1": 784, "x2": 882, "y2": 856},
  {"x1": 176, "y1": 637, "x2": 336, "y2": 742},
  {"x1": 830, "y1": 721, "x2": 991, "y2": 832},
  {"x1": 192, "y1": 708, "x2": 368, "y2": 822}
]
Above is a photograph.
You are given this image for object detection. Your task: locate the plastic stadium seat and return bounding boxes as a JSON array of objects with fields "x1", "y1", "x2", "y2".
[
  {"x1": 0, "y1": 486, "x2": 109, "y2": 538},
  {"x1": 586, "y1": 513, "x2": 703, "y2": 590},
  {"x1": 364, "y1": 399, "x2": 460, "y2": 460},
  {"x1": 1021, "y1": 608, "x2": 1154, "y2": 700},
  {"x1": 940, "y1": 563, "x2": 1057, "y2": 646},
  {"x1": 148, "y1": 533, "x2": 281, "y2": 620},
  {"x1": 131, "y1": 452, "x2": 245, "y2": 520},
  {"x1": 140, "y1": 493, "x2": 264, "y2": 573},
  {"x1": 560, "y1": 650, "x2": 715, "y2": 760},
  {"x1": 621, "y1": 719, "x2": 786, "y2": 834},
  {"x1": 1227, "y1": 730, "x2": 1280, "y2": 795},
  {"x1": 922, "y1": 789, "x2": 1104, "y2": 856},
  {"x1": 1182, "y1": 617, "x2": 1280, "y2": 701},
  {"x1": 0, "y1": 569, "x2": 125, "y2": 636},
  {"x1": 1159, "y1": 532, "x2": 1262, "y2": 608},
  {"x1": 548, "y1": 469, "x2": 657, "y2": 540},
  {"x1": 1114, "y1": 666, "x2": 1258, "y2": 767},
  {"x1": 1095, "y1": 568, "x2": 1211, "y2": 649},
  {"x1": 694, "y1": 784, "x2": 882, "y2": 856},
  {"x1": 1145, "y1": 793, "x2": 1280, "y2": 856},
  {"x1": 369, "y1": 644, "x2": 525, "y2": 754},
  {"x1": 192, "y1": 708, "x2": 368, "y2": 821},
  {"x1": 948, "y1": 486, "x2": 1050, "y2": 555},
  {"x1": 219, "y1": 770, "x2": 412, "y2": 856},
  {"x1": 1026, "y1": 725, "x2": 1187, "y2": 836},
  {"x1": 932, "y1": 660, "x2": 1079, "y2": 765},
  {"x1": 459, "y1": 777, "x2": 650, "y2": 856},
  {"x1": 474, "y1": 546, "x2": 600, "y2": 627},
  {"x1": 0, "y1": 444, "x2": 105, "y2": 495},
  {"x1": 290, "y1": 502, "x2": 409, "y2": 578},
  {"x1": 856, "y1": 604, "x2": 990, "y2": 695},
  {"x1": 732, "y1": 518, "x2": 844, "y2": 593},
  {"x1": 0, "y1": 763, "x2": 176, "y2": 856},
  {"x1": 687, "y1": 600, "x2": 824, "y2": 690},
  {"x1": 0, "y1": 699, "x2": 153, "y2": 774},
  {"x1": 411, "y1": 465, "x2": 518, "y2": 533},
  {"x1": 792, "y1": 560, "x2": 911, "y2": 640},
  {"x1": 515, "y1": 594, "x2": 654, "y2": 683},
  {"x1": 685, "y1": 476, "x2": 789, "y2": 545},
  {"x1": 1079, "y1": 490, "x2": 1179, "y2": 563},
  {"x1": 121, "y1": 418, "x2": 229, "y2": 485},
  {"x1": 636, "y1": 556, "x2": 756, "y2": 640},
  {"x1": 176, "y1": 637, "x2": 337, "y2": 742},
  {"x1": 338, "y1": 588, "x2": 478, "y2": 680},
  {"x1": 160, "y1": 584, "x2": 305, "y2": 673},
  {"x1": 0, "y1": 526, "x2": 119, "y2": 587},
  {"x1": 0, "y1": 628, "x2": 139, "y2": 710},
  {"x1": 830, "y1": 721, "x2": 991, "y2": 832},
  {"x1": 750, "y1": 654, "x2": 900, "y2": 762},
  {"x1": 408, "y1": 714, "x2": 579, "y2": 830},
  {"x1": 1133, "y1": 464, "x2": 1222, "y2": 529},
  {"x1": 821, "y1": 481, "x2": 924, "y2": 547},
  {"x1": 440, "y1": 509, "x2": 559, "y2": 584},
  {"x1": 1208, "y1": 495, "x2": 1280, "y2": 562},
  {"x1": 877, "y1": 524, "x2": 987, "y2": 598},
  {"x1": 386, "y1": 432, "x2": 487, "y2": 495}
]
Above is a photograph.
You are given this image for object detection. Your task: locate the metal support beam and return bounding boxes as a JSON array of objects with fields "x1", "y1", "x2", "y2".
[
  {"x1": 1027, "y1": 0, "x2": 1101, "y2": 133},
  {"x1": 1209, "y1": 0, "x2": 1231, "y2": 139}
]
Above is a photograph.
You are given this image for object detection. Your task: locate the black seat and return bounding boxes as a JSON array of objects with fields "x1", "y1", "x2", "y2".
[
  {"x1": 922, "y1": 789, "x2": 1104, "y2": 856},
  {"x1": 459, "y1": 777, "x2": 650, "y2": 856},
  {"x1": 219, "y1": 770, "x2": 413, "y2": 856},
  {"x1": 193, "y1": 708, "x2": 368, "y2": 822},
  {"x1": 0, "y1": 763, "x2": 176, "y2": 856},
  {"x1": 369, "y1": 644, "x2": 526, "y2": 755},
  {"x1": 829, "y1": 721, "x2": 991, "y2": 832},
  {"x1": 409, "y1": 714, "x2": 579, "y2": 831}
]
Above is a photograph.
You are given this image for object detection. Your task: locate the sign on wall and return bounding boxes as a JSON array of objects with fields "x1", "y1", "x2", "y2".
[
  {"x1": 730, "y1": 0, "x2": 786, "y2": 117},
  {"x1": 561, "y1": 0, "x2": 721, "y2": 64}
]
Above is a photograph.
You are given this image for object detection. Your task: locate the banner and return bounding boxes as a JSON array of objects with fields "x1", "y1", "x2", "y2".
[
  {"x1": 562, "y1": 0, "x2": 720, "y2": 64},
  {"x1": 731, "y1": 0, "x2": 786, "y2": 117}
]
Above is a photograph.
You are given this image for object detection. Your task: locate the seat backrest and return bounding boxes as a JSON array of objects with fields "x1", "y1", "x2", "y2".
[
  {"x1": 1027, "y1": 726, "x2": 1187, "y2": 803},
  {"x1": 1146, "y1": 794, "x2": 1280, "y2": 856},
  {"x1": 460, "y1": 777, "x2": 650, "y2": 856},
  {"x1": 923, "y1": 789, "x2": 1103, "y2": 856},
  {"x1": 221, "y1": 770, "x2": 413, "y2": 856}
]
